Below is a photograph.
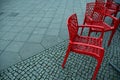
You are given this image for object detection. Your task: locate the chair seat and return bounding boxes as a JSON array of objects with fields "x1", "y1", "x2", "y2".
[{"x1": 71, "y1": 36, "x2": 102, "y2": 55}]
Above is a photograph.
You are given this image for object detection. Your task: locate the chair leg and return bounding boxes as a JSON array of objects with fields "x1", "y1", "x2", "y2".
[
  {"x1": 80, "y1": 28, "x2": 84, "y2": 35},
  {"x1": 114, "y1": 12, "x2": 118, "y2": 17},
  {"x1": 62, "y1": 45, "x2": 71, "y2": 68},
  {"x1": 83, "y1": 18, "x2": 86, "y2": 25},
  {"x1": 92, "y1": 59, "x2": 103, "y2": 80},
  {"x1": 88, "y1": 28, "x2": 92, "y2": 36},
  {"x1": 108, "y1": 30, "x2": 116, "y2": 46}
]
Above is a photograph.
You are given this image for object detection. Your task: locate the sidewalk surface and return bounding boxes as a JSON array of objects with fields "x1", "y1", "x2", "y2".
[{"x1": 0, "y1": 0, "x2": 120, "y2": 80}]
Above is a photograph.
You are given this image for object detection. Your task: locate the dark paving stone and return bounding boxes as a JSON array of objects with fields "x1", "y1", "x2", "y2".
[
  {"x1": 0, "y1": 12, "x2": 4, "y2": 16},
  {"x1": 19, "y1": 42, "x2": 44, "y2": 60},
  {"x1": 0, "y1": 51, "x2": 21, "y2": 70},
  {"x1": 8, "y1": 12, "x2": 19, "y2": 17}
]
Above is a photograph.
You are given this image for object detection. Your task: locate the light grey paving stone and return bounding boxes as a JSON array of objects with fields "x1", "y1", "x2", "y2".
[
  {"x1": 28, "y1": 34, "x2": 43, "y2": 43},
  {"x1": 4, "y1": 20, "x2": 17, "y2": 26},
  {"x1": 21, "y1": 17, "x2": 32, "y2": 23},
  {"x1": 36, "y1": 22, "x2": 50, "y2": 28},
  {"x1": 33, "y1": 28, "x2": 47, "y2": 34},
  {"x1": 31, "y1": 17, "x2": 42, "y2": 22},
  {"x1": 0, "y1": 26, "x2": 12, "y2": 32},
  {"x1": 40, "y1": 17, "x2": 53, "y2": 23},
  {"x1": 21, "y1": 27, "x2": 34, "y2": 33},
  {"x1": 46, "y1": 29, "x2": 59, "y2": 36},
  {"x1": 0, "y1": 50, "x2": 2, "y2": 55},
  {"x1": 1, "y1": 32, "x2": 18, "y2": 40},
  {"x1": 0, "y1": 51, "x2": 21, "y2": 70},
  {"x1": 26, "y1": 21, "x2": 39, "y2": 27},
  {"x1": 0, "y1": 31, "x2": 6, "y2": 38},
  {"x1": 36, "y1": 13, "x2": 45, "y2": 18},
  {"x1": 20, "y1": 42, "x2": 44, "y2": 60},
  {"x1": 48, "y1": 23, "x2": 61, "y2": 29},
  {"x1": 9, "y1": 26, "x2": 23, "y2": 33},
  {"x1": 59, "y1": 27, "x2": 68, "y2": 40},
  {"x1": 5, "y1": 41, "x2": 24, "y2": 52},
  {"x1": 0, "y1": 40, "x2": 10, "y2": 51},
  {"x1": 14, "y1": 33, "x2": 30, "y2": 41},
  {"x1": 15, "y1": 21, "x2": 28, "y2": 27},
  {"x1": 51, "y1": 18, "x2": 63, "y2": 24},
  {"x1": 44, "y1": 13, "x2": 54, "y2": 18}
]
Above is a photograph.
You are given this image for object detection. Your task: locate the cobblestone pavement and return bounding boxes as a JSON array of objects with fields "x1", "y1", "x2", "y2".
[{"x1": 0, "y1": 30, "x2": 120, "y2": 80}]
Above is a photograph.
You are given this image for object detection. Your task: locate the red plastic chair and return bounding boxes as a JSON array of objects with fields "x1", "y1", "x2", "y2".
[
  {"x1": 106, "y1": 0, "x2": 120, "y2": 17},
  {"x1": 62, "y1": 13, "x2": 105, "y2": 80},
  {"x1": 83, "y1": 2, "x2": 119, "y2": 46},
  {"x1": 95, "y1": 0, "x2": 118, "y2": 16}
]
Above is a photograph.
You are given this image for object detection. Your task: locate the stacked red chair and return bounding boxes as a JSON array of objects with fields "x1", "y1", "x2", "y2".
[
  {"x1": 96, "y1": 0, "x2": 118, "y2": 16},
  {"x1": 106, "y1": 0, "x2": 120, "y2": 17},
  {"x1": 62, "y1": 13, "x2": 105, "y2": 80},
  {"x1": 83, "y1": 2, "x2": 119, "y2": 46}
]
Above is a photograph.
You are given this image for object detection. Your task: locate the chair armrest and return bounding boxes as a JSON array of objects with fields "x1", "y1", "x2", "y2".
[
  {"x1": 105, "y1": 14, "x2": 118, "y2": 21},
  {"x1": 105, "y1": 14, "x2": 119, "y2": 26},
  {"x1": 69, "y1": 40, "x2": 104, "y2": 51},
  {"x1": 78, "y1": 25, "x2": 104, "y2": 31}
]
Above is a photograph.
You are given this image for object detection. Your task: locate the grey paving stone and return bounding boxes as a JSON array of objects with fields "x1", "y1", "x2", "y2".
[
  {"x1": 5, "y1": 41, "x2": 24, "y2": 52},
  {"x1": 40, "y1": 17, "x2": 53, "y2": 23},
  {"x1": 21, "y1": 27, "x2": 34, "y2": 34},
  {"x1": 28, "y1": 34, "x2": 43, "y2": 43},
  {"x1": 9, "y1": 26, "x2": 23, "y2": 33},
  {"x1": 49, "y1": 23, "x2": 61, "y2": 29},
  {"x1": 33, "y1": 28, "x2": 47, "y2": 34},
  {"x1": 0, "y1": 31, "x2": 6, "y2": 38},
  {"x1": 46, "y1": 29, "x2": 59, "y2": 36},
  {"x1": 59, "y1": 27, "x2": 68, "y2": 40},
  {"x1": 36, "y1": 22, "x2": 50, "y2": 28},
  {"x1": 0, "y1": 26, "x2": 12, "y2": 32},
  {"x1": 51, "y1": 18, "x2": 63, "y2": 24},
  {"x1": 1, "y1": 32, "x2": 18, "y2": 41},
  {"x1": 26, "y1": 20, "x2": 39, "y2": 27},
  {"x1": 0, "y1": 12, "x2": 4, "y2": 16},
  {"x1": 0, "y1": 50, "x2": 2, "y2": 55},
  {"x1": 0, "y1": 51, "x2": 21, "y2": 70},
  {"x1": 15, "y1": 21, "x2": 28, "y2": 27},
  {"x1": 8, "y1": 12, "x2": 19, "y2": 17},
  {"x1": 20, "y1": 42, "x2": 44, "y2": 60},
  {"x1": 14, "y1": 33, "x2": 30, "y2": 41},
  {"x1": 0, "y1": 40, "x2": 10, "y2": 51}
]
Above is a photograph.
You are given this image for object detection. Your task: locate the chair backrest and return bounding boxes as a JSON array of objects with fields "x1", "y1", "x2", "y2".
[
  {"x1": 106, "y1": 0, "x2": 113, "y2": 3},
  {"x1": 67, "y1": 14, "x2": 105, "y2": 41},
  {"x1": 79, "y1": 25, "x2": 105, "y2": 39},
  {"x1": 96, "y1": 0, "x2": 105, "y2": 3},
  {"x1": 67, "y1": 13, "x2": 79, "y2": 41},
  {"x1": 106, "y1": 0, "x2": 114, "y2": 9},
  {"x1": 86, "y1": 2, "x2": 106, "y2": 23}
]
